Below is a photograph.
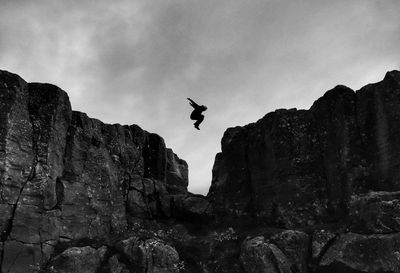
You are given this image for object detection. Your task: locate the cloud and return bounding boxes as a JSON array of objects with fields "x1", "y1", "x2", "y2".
[{"x1": 1, "y1": 0, "x2": 399, "y2": 194}]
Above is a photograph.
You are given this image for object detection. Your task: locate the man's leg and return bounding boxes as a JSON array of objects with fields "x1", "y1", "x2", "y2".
[{"x1": 194, "y1": 115, "x2": 204, "y2": 129}]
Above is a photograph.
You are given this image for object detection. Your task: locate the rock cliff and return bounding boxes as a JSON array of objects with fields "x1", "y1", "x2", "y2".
[
  {"x1": 0, "y1": 70, "x2": 195, "y2": 272},
  {"x1": 209, "y1": 70, "x2": 400, "y2": 272},
  {"x1": 209, "y1": 71, "x2": 400, "y2": 226},
  {"x1": 1, "y1": 69, "x2": 400, "y2": 273}
]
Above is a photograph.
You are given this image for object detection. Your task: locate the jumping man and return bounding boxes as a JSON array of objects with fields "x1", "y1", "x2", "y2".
[{"x1": 187, "y1": 98, "x2": 207, "y2": 130}]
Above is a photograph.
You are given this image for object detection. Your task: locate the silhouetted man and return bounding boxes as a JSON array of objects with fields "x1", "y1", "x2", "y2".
[{"x1": 187, "y1": 98, "x2": 207, "y2": 130}]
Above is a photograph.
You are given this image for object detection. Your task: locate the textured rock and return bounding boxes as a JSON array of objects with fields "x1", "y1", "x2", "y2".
[
  {"x1": 349, "y1": 191, "x2": 400, "y2": 234},
  {"x1": 60, "y1": 111, "x2": 174, "y2": 239},
  {"x1": 166, "y1": 225, "x2": 242, "y2": 273},
  {"x1": 208, "y1": 108, "x2": 329, "y2": 227},
  {"x1": 240, "y1": 236, "x2": 293, "y2": 273},
  {"x1": 356, "y1": 71, "x2": 400, "y2": 191},
  {"x1": 166, "y1": 148, "x2": 188, "y2": 194},
  {"x1": 0, "y1": 70, "x2": 33, "y2": 247},
  {"x1": 310, "y1": 85, "x2": 365, "y2": 215},
  {"x1": 172, "y1": 194, "x2": 212, "y2": 221},
  {"x1": 0, "y1": 70, "x2": 189, "y2": 272},
  {"x1": 270, "y1": 230, "x2": 310, "y2": 273},
  {"x1": 311, "y1": 229, "x2": 336, "y2": 261},
  {"x1": 116, "y1": 236, "x2": 180, "y2": 273},
  {"x1": 0, "y1": 71, "x2": 72, "y2": 272},
  {"x1": 47, "y1": 246, "x2": 106, "y2": 273},
  {"x1": 1, "y1": 241, "x2": 42, "y2": 273},
  {"x1": 209, "y1": 70, "x2": 400, "y2": 227},
  {"x1": 319, "y1": 232, "x2": 400, "y2": 273},
  {"x1": 3, "y1": 68, "x2": 400, "y2": 273},
  {"x1": 108, "y1": 255, "x2": 129, "y2": 273}
]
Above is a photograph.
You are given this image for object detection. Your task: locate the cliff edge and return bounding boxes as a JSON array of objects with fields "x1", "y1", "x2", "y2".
[{"x1": 1, "y1": 69, "x2": 400, "y2": 273}]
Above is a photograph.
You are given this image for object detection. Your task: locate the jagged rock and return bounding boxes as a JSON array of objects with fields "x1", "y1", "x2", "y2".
[
  {"x1": 116, "y1": 236, "x2": 180, "y2": 273},
  {"x1": 208, "y1": 107, "x2": 329, "y2": 228},
  {"x1": 172, "y1": 226, "x2": 243, "y2": 273},
  {"x1": 318, "y1": 232, "x2": 400, "y2": 273},
  {"x1": 3, "y1": 67, "x2": 400, "y2": 273},
  {"x1": 26, "y1": 82, "x2": 72, "y2": 209},
  {"x1": 0, "y1": 71, "x2": 34, "y2": 249},
  {"x1": 270, "y1": 230, "x2": 310, "y2": 273},
  {"x1": 310, "y1": 85, "x2": 365, "y2": 215},
  {"x1": 1, "y1": 241, "x2": 42, "y2": 273},
  {"x1": 0, "y1": 70, "x2": 189, "y2": 272},
  {"x1": 0, "y1": 71, "x2": 33, "y2": 206},
  {"x1": 209, "y1": 70, "x2": 400, "y2": 228},
  {"x1": 349, "y1": 191, "x2": 400, "y2": 233},
  {"x1": 240, "y1": 236, "x2": 293, "y2": 273},
  {"x1": 127, "y1": 176, "x2": 171, "y2": 219},
  {"x1": 166, "y1": 148, "x2": 188, "y2": 194},
  {"x1": 311, "y1": 229, "x2": 336, "y2": 261},
  {"x1": 108, "y1": 255, "x2": 129, "y2": 273},
  {"x1": 57, "y1": 111, "x2": 127, "y2": 239},
  {"x1": 59, "y1": 111, "x2": 187, "y2": 239},
  {"x1": 47, "y1": 246, "x2": 106, "y2": 273},
  {"x1": 0, "y1": 71, "x2": 72, "y2": 272},
  {"x1": 172, "y1": 194, "x2": 212, "y2": 221},
  {"x1": 356, "y1": 71, "x2": 400, "y2": 191}
]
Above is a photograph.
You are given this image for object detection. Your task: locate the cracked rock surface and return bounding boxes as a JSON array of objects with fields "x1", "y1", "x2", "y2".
[
  {"x1": 0, "y1": 70, "x2": 190, "y2": 273},
  {"x1": 2, "y1": 69, "x2": 400, "y2": 273}
]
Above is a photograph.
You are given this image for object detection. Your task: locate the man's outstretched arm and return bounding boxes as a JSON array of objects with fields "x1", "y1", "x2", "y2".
[{"x1": 187, "y1": 98, "x2": 199, "y2": 108}]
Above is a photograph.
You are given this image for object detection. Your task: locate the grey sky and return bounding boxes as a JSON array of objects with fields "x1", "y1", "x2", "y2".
[{"x1": 1, "y1": 0, "x2": 399, "y2": 194}]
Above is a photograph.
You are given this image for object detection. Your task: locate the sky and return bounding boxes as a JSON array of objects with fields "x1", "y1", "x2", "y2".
[{"x1": 1, "y1": 0, "x2": 399, "y2": 194}]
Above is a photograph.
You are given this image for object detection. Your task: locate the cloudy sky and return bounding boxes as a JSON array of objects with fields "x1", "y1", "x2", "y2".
[{"x1": 1, "y1": 1, "x2": 399, "y2": 194}]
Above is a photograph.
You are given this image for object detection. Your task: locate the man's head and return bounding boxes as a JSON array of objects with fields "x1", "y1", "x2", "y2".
[{"x1": 201, "y1": 105, "x2": 208, "y2": 111}]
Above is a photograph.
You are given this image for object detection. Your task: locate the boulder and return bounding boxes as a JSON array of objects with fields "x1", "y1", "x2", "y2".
[
  {"x1": 107, "y1": 255, "x2": 130, "y2": 273},
  {"x1": 319, "y1": 232, "x2": 400, "y2": 273},
  {"x1": 47, "y1": 246, "x2": 106, "y2": 273},
  {"x1": 240, "y1": 236, "x2": 293, "y2": 273},
  {"x1": 116, "y1": 236, "x2": 180, "y2": 273},
  {"x1": 270, "y1": 230, "x2": 310, "y2": 273},
  {"x1": 172, "y1": 194, "x2": 212, "y2": 221},
  {"x1": 349, "y1": 191, "x2": 400, "y2": 233},
  {"x1": 311, "y1": 229, "x2": 336, "y2": 261}
]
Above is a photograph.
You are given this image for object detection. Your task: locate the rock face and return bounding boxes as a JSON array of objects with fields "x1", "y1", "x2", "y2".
[
  {"x1": 116, "y1": 236, "x2": 180, "y2": 273},
  {"x1": 47, "y1": 246, "x2": 107, "y2": 273},
  {"x1": 319, "y1": 233, "x2": 400, "y2": 273},
  {"x1": 0, "y1": 70, "x2": 189, "y2": 272},
  {"x1": 207, "y1": 70, "x2": 400, "y2": 273},
  {"x1": 240, "y1": 236, "x2": 292, "y2": 273},
  {"x1": 209, "y1": 70, "x2": 400, "y2": 228},
  {"x1": 2, "y1": 69, "x2": 400, "y2": 273}
]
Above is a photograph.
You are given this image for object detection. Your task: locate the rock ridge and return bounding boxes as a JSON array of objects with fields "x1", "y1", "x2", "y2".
[
  {"x1": 208, "y1": 70, "x2": 400, "y2": 226},
  {"x1": 2, "y1": 69, "x2": 400, "y2": 272},
  {"x1": 0, "y1": 70, "x2": 194, "y2": 272}
]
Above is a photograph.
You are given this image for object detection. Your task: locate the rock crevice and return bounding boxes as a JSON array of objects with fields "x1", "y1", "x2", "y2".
[{"x1": 2, "y1": 69, "x2": 400, "y2": 272}]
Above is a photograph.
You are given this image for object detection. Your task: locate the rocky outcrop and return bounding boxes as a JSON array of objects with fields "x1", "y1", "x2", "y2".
[
  {"x1": 116, "y1": 236, "x2": 180, "y2": 273},
  {"x1": 311, "y1": 229, "x2": 336, "y2": 262},
  {"x1": 240, "y1": 236, "x2": 293, "y2": 273},
  {"x1": 348, "y1": 191, "x2": 400, "y2": 234},
  {"x1": 208, "y1": 70, "x2": 400, "y2": 228},
  {"x1": 208, "y1": 70, "x2": 400, "y2": 272},
  {"x1": 2, "y1": 68, "x2": 400, "y2": 273},
  {"x1": 270, "y1": 230, "x2": 310, "y2": 273},
  {"x1": 171, "y1": 194, "x2": 212, "y2": 222},
  {"x1": 319, "y1": 233, "x2": 400, "y2": 273},
  {"x1": 47, "y1": 246, "x2": 107, "y2": 273},
  {"x1": 0, "y1": 70, "x2": 188, "y2": 272}
]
